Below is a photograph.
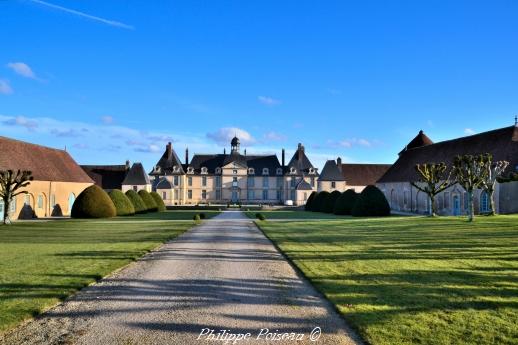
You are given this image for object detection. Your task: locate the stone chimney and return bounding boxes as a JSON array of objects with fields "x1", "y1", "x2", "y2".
[
  {"x1": 125, "y1": 160, "x2": 130, "y2": 169},
  {"x1": 185, "y1": 147, "x2": 189, "y2": 165},
  {"x1": 337, "y1": 157, "x2": 342, "y2": 172},
  {"x1": 297, "y1": 143, "x2": 304, "y2": 161},
  {"x1": 224, "y1": 148, "x2": 226, "y2": 155},
  {"x1": 166, "y1": 142, "x2": 172, "y2": 159},
  {"x1": 281, "y1": 149, "x2": 285, "y2": 167},
  {"x1": 244, "y1": 149, "x2": 247, "y2": 156}
]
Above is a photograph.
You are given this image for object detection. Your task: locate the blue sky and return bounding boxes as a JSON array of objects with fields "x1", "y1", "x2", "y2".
[{"x1": 1, "y1": 1, "x2": 518, "y2": 171}]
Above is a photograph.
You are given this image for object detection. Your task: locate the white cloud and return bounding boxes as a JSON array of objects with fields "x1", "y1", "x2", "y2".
[
  {"x1": 464, "y1": 128, "x2": 475, "y2": 135},
  {"x1": 0, "y1": 80, "x2": 13, "y2": 95},
  {"x1": 134, "y1": 144, "x2": 161, "y2": 153},
  {"x1": 73, "y1": 143, "x2": 89, "y2": 149},
  {"x1": 50, "y1": 128, "x2": 83, "y2": 137},
  {"x1": 7, "y1": 62, "x2": 37, "y2": 79},
  {"x1": 258, "y1": 96, "x2": 281, "y2": 106},
  {"x1": 329, "y1": 138, "x2": 376, "y2": 149},
  {"x1": 28, "y1": 0, "x2": 134, "y2": 30},
  {"x1": 101, "y1": 115, "x2": 114, "y2": 124},
  {"x1": 207, "y1": 127, "x2": 256, "y2": 146},
  {"x1": 2, "y1": 115, "x2": 37, "y2": 129},
  {"x1": 263, "y1": 131, "x2": 286, "y2": 142}
]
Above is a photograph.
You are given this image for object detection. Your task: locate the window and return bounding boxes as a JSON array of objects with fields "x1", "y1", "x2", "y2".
[
  {"x1": 216, "y1": 190, "x2": 221, "y2": 200},
  {"x1": 188, "y1": 176, "x2": 193, "y2": 186},
  {"x1": 277, "y1": 177, "x2": 283, "y2": 188},
  {"x1": 247, "y1": 190, "x2": 255, "y2": 200},
  {"x1": 263, "y1": 177, "x2": 269, "y2": 188},
  {"x1": 173, "y1": 176, "x2": 179, "y2": 186},
  {"x1": 444, "y1": 192, "x2": 450, "y2": 209},
  {"x1": 51, "y1": 195, "x2": 56, "y2": 208},
  {"x1": 248, "y1": 168, "x2": 255, "y2": 175},
  {"x1": 215, "y1": 176, "x2": 221, "y2": 187},
  {"x1": 262, "y1": 168, "x2": 269, "y2": 175},
  {"x1": 311, "y1": 177, "x2": 315, "y2": 187},
  {"x1": 290, "y1": 190, "x2": 296, "y2": 201},
  {"x1": 187, "y1": 190, "x2": 192, "y2": 199},
  {"x1": 404, "y1": 191, "x2": 409, "y2": 205},
  {"x1": 248, "y1": 177, "x2": 255, "y2": 187},
  {"x1": 233, "y1": 169, "x2": 238, "y2": 174},
  {"x1": 438, "y1": 195, "x2": 444, "y2": 209},
  {"x1": 290, "y1": 167, "x2": 296, "y2": 174},
  {"x1": 202, "y1": 190, "x2": 207, "y2": 199},
  {"x1": 174, "y1": 189, "x2": 179, "y2": 199},
  {"x1": 232, "y1": 176, "x2": 238, "y2": 187},
  {"x1": 331, "y1": 181, "x2": 336, "y2": 189},
  {"x1": 37, "y1": 195, "x2": 43, "y2": 209},
  {"x1": 201, "y1": 167, "x2": 208, "y2": 174},
  {"x1": 276, "y1": 190, "x2": 282, "y2": 200},
  {"x1": 24, "y1": 194, "x2": 31, "y2": 205},
  {"x1": 263, "y1": 189, "x2": 268, "y2": 200},
  {"x1": 215, "y1": 167, "x2": 221, "y2": 174},
  {"x1": 480, "y1": 191, "x2": 490, "y2": 213},
  {"x1": 276, "y1": 168, "x2": 283, "y2": 175},
  {"x1": 232, "y1": 191, "x2": 238, "y2": 201},
  {"x1": 68, "y1": 193, "x2": 75, "y2": 213},
  {"x1": 202, "y1": 176, "x2": 207, "y2": 187},
  {"x1": 290, "y1": 178, "x2": 296, "y2": 188},
  {"x1": 162, "y1": 192, "x2": 167, "y2": 200},
  {"x1": 133, "y1": 186, "x2": 138, "y2": 192},
  {"x1": 304, "y1": 192, "x2": 308, "y2": 201}
]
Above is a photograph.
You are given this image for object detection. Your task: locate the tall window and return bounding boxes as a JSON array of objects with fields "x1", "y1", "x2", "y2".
[
  {"x1": 232, "y1": 176, "x2": 238, "y2": 187},
  {"x1": 444, "y1": 192, "x2": 450, "y2": 208},
  {"x1": 276, "y1": 190, "x2": 282, "y2": 200},
  {"x1": 174, "y1": 176, "x2": 179, "y2": 186},
  {"x1": 248, "y1": 190, "x2": 255, "y2": 200},
  {"x1": 263, "y1": 177, "x2": 269, "y2": 188},
  {"x1": 304, "y1": 192, "x2": 308, "y2": 201},
  {"x1": 187, "y1": 190, "x2": 192, "y2": 199},
  {"x1": 216, "y1": 190, "x2": 221, "y2": 200},
  {"x1": 51, "y1": 195, "x2": 56, "y2": 208},
  {"x1": 277, "y1": 177, "x2": 283, "y2": 188},
  {"x1": 311, "y1": 177, "x2": 315, "y2": 187},
  {"x1": 215, "y1": 176, "x2": 221, "y2": 187},
  {"x1": 262, "y1": 189, "x2": 268, "y2": 200},
  {"x1": 37, "y1": 195, "x2": 43, "y2": 209},
  {"x1": 162, "y1": 192, "x2": 166, "y2": 200},
  {"x1": 331, "y1": 181, "x2": 336, "y2": 189},
  {"x1": 202, "y1": 176, "x2": 207, "y2": 187},
  {"x1": 290, "y1": 178, "x2": 296, "y2": 188},
  {"x1": 290, "y1": 190, "x2": 296, "y2": 201},
  {"x1": 202, "y1": 190, "x2": 207, "y2": 199},
  {"x1": 68, "y1": 193, "x2": 75, "y2": 213},
  {"x1": 188, "y1": 176, "x2": 193, "y2": 186},
  {"x1": 233, "y1": 169, "x2": 238, "y2": 174},
  {"x1": 480, "y1": 191, "x2": 489, "y2": 213},
  {"x1": 133, "y1": 186, "x2": 138, "y2": 191},
  {"x1": 248, "y1": 177, "x2": 255, "y2": 187},
  {"x1": 174, "y1": 189, "x2": 179, "y2": 199}
]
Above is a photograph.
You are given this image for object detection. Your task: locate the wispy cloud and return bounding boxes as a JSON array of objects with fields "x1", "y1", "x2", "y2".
[
  {"x1": 134, "y1": 144, "x2": 161, "y2": 153},
  {"x1": 1, "y1": 115, "x2": 37, "y2": 129},
  {"x1": 7, "y1": 62, "x2": 38, "y2": 79},
  {"x1": 50, "y1": 128, "x2": 83, "y2": 137},
  {"x1": 464, "y1": 128, "x2": 475, "y2": 135},
  {"x1": 258, "y1": 96, "x2": 281, "y2": 106},
  {"x1": 0, "y1": 80, "x2": 13, "y2": 95},
  {"x1": 263, "y1": 131, "x2": 286, "y2": 142},
  {"x1": 28, "y1": 0, "x2": 134, "y2": 30},
  {"x1": 101, "y1": 115, "x2": 114, "y2": 124},
  {"x1": 328, "y1": 138, "x2": 377, "y2": 148},
  {"x1": 207, "y1": 127, "x2": 256, "y2": 146}
]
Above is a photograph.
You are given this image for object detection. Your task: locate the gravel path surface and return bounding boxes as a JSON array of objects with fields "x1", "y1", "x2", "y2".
[{"x1": 1, "y1": 211, "x2": 361, "y2": 345}]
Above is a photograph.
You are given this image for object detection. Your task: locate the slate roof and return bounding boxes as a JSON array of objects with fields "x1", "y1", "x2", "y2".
[
  {"x1": 319, "y1": 160, "x2": 346, "y2": 181},
  {"x1": 296, "y1": 179, "x2": 313, "y2": 190},
  {"x1": 150, "y1": 142, "x2": 185, "y2": 175},
  {"x1": 399, "y1": 130, "x2": 433, "y2": 155},
  {"x1": 122, "y1": 163, "x2": 151, "y2": 185},
  {"x1": 340, "y1": 164, "x2": 392, "y2": 186},
  {"x1": 378, "y1": 126, "x2": 518, "y2": 183},
  {"x1": 81, "y1": 164, "x2": 129, "y2": 190},
  {"x1": 156, "y1": 178, "x2": 173, "y2": 189},
  {"x1": 187, "y1": 153, "x2": 282, "y2": 175},
  {"x1": 0, "y1": 136, "x2": 93, "y2": 183},
  {"x1": 286, "y1": 143, "x2": 316, "y2": 175}
]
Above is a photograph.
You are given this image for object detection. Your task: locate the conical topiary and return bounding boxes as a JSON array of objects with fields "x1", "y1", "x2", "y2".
[
  {"x1": 108, "y1": 189, "x2": 135, "y2": 216},
  {"x1": 334, "y1": 189, "x2": 358, "y2": 215},
  {"x1": 125, "y1": 190, "x2": 148, "y2": 214},
  {"x1": 150, "y1": 191, "x2": 166, "y2": 212},
  {"x1": 71, "y1": 185, "x2": 116, "y2": 218},
  {"x1": 352, "y1": 185, "x2": 391, "y2": 217},
  {"x1": 138, "y1": 190, "x2": 158, "y2": 212}
]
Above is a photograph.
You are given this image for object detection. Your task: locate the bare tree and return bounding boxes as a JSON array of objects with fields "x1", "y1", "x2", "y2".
[
  {"x1": 0, "y1": 170, "x2": 34, "y2": 225},
  {"x1": 452, "y1": 155, "x2": 487, "y2": 222},
  {"x1": 479, "y1": 154, "x2": 509, "y2": 215},
  {"x1": 411, "y1": 163, "x2": 453, "y2": 216}
]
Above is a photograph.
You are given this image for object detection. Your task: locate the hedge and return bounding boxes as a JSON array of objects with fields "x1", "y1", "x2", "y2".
[
  {"x1": 71, "y1": 185, "x2": 116, "y2": 218},
  {"x1": 305, "y1": 191, "x2": 317, "y2": 211},
  {"x1": 150, "y1": 191, "x2": 166, "y2": 212},
  {"x1": 138, "y1": 190, "x2": 158, "y2": 212},
  {"x1": 313, "y1": 191, "x2": 330, "y2": 212},
  {"x1": 323, "y1": 190, "x2": 342, "y2": 213},
  {"x1": 125, "y1": 190, "x2": 148, "y2": 214},
  {"x1": 334, "y1": 189, "x2": 358, "y2": 215},
  {"x1": 108, "y1": 189, "x2": 135, "y2": 216},
  {"x1": 351, "y1": 185, "x2": 391, "y2": 217}
]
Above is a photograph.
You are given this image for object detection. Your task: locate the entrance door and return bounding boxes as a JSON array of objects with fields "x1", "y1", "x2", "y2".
[
  {"x1": 231, "y1": 190, "x2": 238, "y2": 203},
  {"x1": 453, "y1": 195, "x2": 460, "y2": 216}
]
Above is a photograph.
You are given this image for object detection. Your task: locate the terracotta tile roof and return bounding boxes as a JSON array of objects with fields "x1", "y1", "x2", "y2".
[
  {"x1": 341, "y1": 163, "x2": 392, "y2": 186},
  {"x1": 0, "y1": 136, "x2": 93, "y2": 183},
  {"x1": 81, "y1": 164, "x2": 129, "y2": 190},
  {"x1": 378, "y1": 126, "x2": 518, "y2": 183}
]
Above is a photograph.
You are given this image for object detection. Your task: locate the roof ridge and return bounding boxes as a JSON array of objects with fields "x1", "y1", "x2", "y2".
[{"x1": 0, "y1": 135, "x2": 67, "y2": 152}]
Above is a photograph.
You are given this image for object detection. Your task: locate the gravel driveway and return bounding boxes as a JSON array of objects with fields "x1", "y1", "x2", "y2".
[{"x1": 1, "y1": 211, "x2": 361, "y2": 345}]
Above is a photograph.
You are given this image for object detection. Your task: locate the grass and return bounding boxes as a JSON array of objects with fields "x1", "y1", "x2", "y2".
[
  {"x1": 244, "y1": 210, "x2": 344, "y2": 220},
  {"x1": 256, "y1": 214, "x2": 518, "y2": 345},
  {"x1": 0, "y1": 210, "x2": 210, "y2": 334}
]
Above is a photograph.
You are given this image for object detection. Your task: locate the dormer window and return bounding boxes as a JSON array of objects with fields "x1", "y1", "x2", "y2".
[
  {"x1": 309, "y1": 167, "x2": 315, "y2": 174},
  {"x1": 262, "y1": 168, "x2": 269, "y2": 175},
  {"x1": 201, "y1": 167, "x2": 208, "y2": 174},
  {"x1": 276, "y1": 168, "x2": 283, "y2": 175},
  {"x1": 215, "y1": 167, "x2": 221, "y2": 174},
  {"x1": 290, "y1": 167, "x2": 296, "y2": 174},
  {"x1": 248, "y1": 168, "x2": 255, "y2": 175},
  {"x1": 187, "y1": 167, "x2": 194, "y2": 174}
]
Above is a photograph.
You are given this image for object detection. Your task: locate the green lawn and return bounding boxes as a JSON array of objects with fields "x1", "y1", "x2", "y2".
[
  {"x1": 0, "y1": 211, "x2": 204, "y2": 334},
  {"x1": 256, "y1": 215, "x2": 518, "y2": 345},
  {"x1": 244, "y1": 210, "x2": 344, "y2": 219}
]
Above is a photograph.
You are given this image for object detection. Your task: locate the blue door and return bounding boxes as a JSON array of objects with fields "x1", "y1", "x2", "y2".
[{"x1": 453, "y1": 195, "x2": 460, "y2": 216}]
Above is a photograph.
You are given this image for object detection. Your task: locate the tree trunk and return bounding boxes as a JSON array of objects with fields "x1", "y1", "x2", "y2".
[
  {"x1": 2, "y1": 198, "x2": 8, "y2": 225},
  {"x1": 430, "y1": 194, "x2": 436, "y2": 217},
  {"x1": 468, "y1": 190, "x2": 474, "y2": 222},
  {"x1": 487, "y1": 186, "x2": 496, "y2": 216}
]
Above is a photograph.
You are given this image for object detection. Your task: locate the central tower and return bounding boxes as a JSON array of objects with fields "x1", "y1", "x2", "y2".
[{"x1": 231, "y1": 136, "x2": 240, "y2": 153}]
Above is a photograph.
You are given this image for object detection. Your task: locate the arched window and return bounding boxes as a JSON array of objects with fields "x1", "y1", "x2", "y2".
[
  {"x1": 215, "y1": 167, "x2": 221, "y2": 174},
  {"x1": 201, "y1": 167, "x2": 208, "y2": 174},
  {"x1": 262, "y1": 168, "x2": 269, "y2": 175},
  {"x1": 68, "y1": 193, "x2": 76, "y2": 214},
  {"x1": 276, "y1": 168, "x2": 283, "y2": 175},
  {"x1": 248, "y1": 168, "x2": 255, "y2": 175},
  {"x1": 480, "y1": 191, "x2": 490, "y2": 213}
]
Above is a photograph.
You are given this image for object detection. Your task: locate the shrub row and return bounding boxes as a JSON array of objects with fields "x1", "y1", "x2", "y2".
[
  {"x1": 71, "y1": 185, "x2": 166, "y2": 218},
  {"x1": 305, "y1": 185, "x2": 390, "y2": 217}
]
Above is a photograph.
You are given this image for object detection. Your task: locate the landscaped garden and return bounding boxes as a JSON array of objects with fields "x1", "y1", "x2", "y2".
[
  {"x1": 256, "y1": 214, "x2": 518, "y2": 345},
  {"x1": 0, "y1": 210, "x2": 213, "y2": 334}
]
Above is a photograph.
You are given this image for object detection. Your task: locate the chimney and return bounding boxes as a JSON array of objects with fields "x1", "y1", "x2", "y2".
[
  {"x1": 185, "y1": 147, "x2": 189, "y2": 165},
  {"x1": 244, "y1": 149, "x2": 247, "y2": 156},
  {"x1": 224, "y1": 148, "x2": 226, "y2": 155},
  {"x1": 125, "y1": 160, "x2": 131, "y2": 169},
  {"x1": 281, "y1": 149, "x2": 285, "y2": 167},
  {"x1": 337, "y1": 157, "x2": 342, "y2": 172},
  {"x1": 166, "y1": 142, "x2": 172, "y2": 159},
  {"x1": 298, "y1": 143, "x2": 304, "y2": 161}
]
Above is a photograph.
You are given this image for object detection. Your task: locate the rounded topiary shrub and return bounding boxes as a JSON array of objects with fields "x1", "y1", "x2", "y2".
[
  {"x1": 125, "y1": 190, "x2": 148, "y2": 214},
  {"x1": 323, "y1": 190, "x2": 342, "y2": 213},
  {"x1": 334, "y1": 189, "x2": 358, "y2": 215},
  {"x1": 352, "y1": 185, "x2": 391, "y2": 217},
  {"x1": 313, "y1": 191, "x2": 330, "y2": 212},
  {"x1": 108, "y1": 189, "x2": 135, "y2": 216},
  {"x1": 150, "y1": 191, "x2": 166, "y2": 212},
  {"x1": 138, "y1": 190, "x2": 158, "y2": 212},
  {"x1": 256, "y1": 213, "x2": 266, "y2": 221},
  {"x1": 71, "y1": 185, "x2": 116, "y2": 218},
  {"x1": 305, "y1": 191, "x2": 317, "y2": 211}
]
